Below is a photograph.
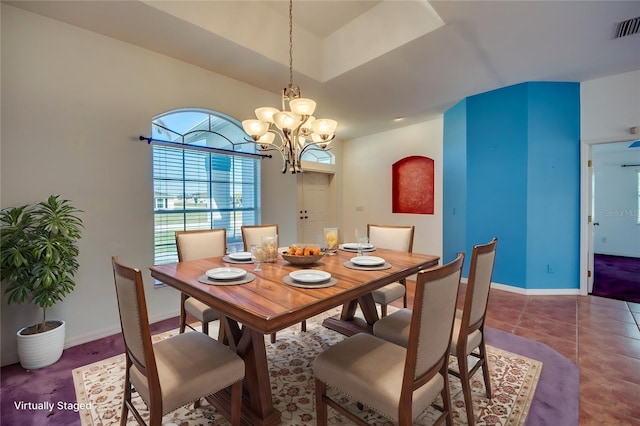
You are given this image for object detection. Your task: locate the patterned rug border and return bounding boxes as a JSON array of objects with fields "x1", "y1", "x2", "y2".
[{"x1": 73, "y1": 312, "x2": 542, "y2": 425}]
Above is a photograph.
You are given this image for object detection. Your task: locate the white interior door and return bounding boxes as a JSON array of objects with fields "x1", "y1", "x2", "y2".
[{"x1": 298, "y1": 172, "x2": 330, "y2": 244}]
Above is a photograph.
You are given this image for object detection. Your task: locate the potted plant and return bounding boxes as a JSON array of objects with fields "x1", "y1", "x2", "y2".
[{"x1": 0, "y1": 195, "x2": 83, "y2": 369}]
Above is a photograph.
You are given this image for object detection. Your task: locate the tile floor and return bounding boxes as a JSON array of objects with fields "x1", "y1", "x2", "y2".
[{"x1": 399, "y1": 282, "x2": 640, "y2": 425}]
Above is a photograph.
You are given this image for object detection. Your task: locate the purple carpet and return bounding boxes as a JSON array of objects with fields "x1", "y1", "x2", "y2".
[
  {"x1": 0, "y1": 319, "x2": 579, "y2": 426},
  {"x1": 592, "y1": 254, "x2": 640, "y2": 303}
]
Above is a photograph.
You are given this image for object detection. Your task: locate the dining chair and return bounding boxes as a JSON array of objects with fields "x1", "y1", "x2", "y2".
[
  {"x1": 111, "y1": 256, "x2": 244, "y2": 426},
  {"x1": 240, "y1": 224, "x2": 305, "y2": 342},
  {"x1": 312, "y1": 253, "x2": 464, "y2": 426},
  {"x1": 240, "y1": 224, "x2": 279, "y2": 251},
  {"x1": 373, "y1": 238, "x2": 498, "y2": 426},
  {"x1": 175, "y1": 229, "x2": 226, "y2": 336},
  {"x1": 367, "y1": 224, "x2": 415, "y2": 317}
]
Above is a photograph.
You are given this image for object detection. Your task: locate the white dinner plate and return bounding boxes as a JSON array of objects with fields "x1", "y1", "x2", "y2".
[
  {"x1": 228, "y1": 251, "x2": 252, "y2": 261},
  {"x1": 289, "y1": 270, "x2": 331, "y2": 283},
  {"x1": 351, "y1": 256, "x2": 385, "y2": 266},
  {"x1": 342, "y1": 242, "x2": 375, "y2": 250},
  {"x1": 206, "y1": 267, "x2": 247, "y2": 280}
]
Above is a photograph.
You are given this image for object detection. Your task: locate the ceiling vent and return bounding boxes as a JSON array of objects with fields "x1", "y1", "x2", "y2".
[{"x1": 615, "y1": 16, "x2": 640, "y2": 39}]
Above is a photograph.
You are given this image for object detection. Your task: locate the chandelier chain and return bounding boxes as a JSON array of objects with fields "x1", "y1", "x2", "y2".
[{"x1": 288, "y1": 0, "x2": 294, "y2": 89}]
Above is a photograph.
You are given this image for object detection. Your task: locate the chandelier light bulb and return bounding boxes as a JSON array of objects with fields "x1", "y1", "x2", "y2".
[
  {"x1": 289, "y1": 98, "x2": 317, "y2": 116},
  {"x1": 255, "y1": 107, "x2": 279, "y2": 123},
  {"x1": 311, "y1": 119, "x2": 337, "y2": 137},
  {"x1": 242, "y1": 119, "x2": 269, "y2": 139},
  {"x1": 257, "y1": 132, "x2": 275, "y2": 145},
  {"x1": 273, "y1": 111, "x2": 301, "y2": 130}
]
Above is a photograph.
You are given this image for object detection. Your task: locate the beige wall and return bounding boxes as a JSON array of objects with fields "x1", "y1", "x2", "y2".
[
  {"x1": 341, "y1": 119, "x2": 444, "y2": 258},
  {"x1": 0, "y1": 5, "x2": 294, "y2": 365}
]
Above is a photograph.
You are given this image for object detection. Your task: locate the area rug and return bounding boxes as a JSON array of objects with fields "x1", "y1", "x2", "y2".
[
  {"x1": 73, "y1": 310, "x2": 541, "y2": 425},
  {"x1": 592, "y1": 254, "x2": 640, "y2": 303}
]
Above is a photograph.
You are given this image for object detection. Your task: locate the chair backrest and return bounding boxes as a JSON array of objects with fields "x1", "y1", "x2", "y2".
[
  {"x1": 367, "y1": 224, "x2": 414, "y2": 253},
  {"x1": 175, "y1": 228, "x2": 227, "y2": 261},
  {"x1": 111, "y1": 256, "x2": 159, "y2": 390},
  {"x1": 402, "y1": 253, "x2": 464, "y2": 401},
  {"x1": 462, "y1": 237, "x2": 498, "y2": 332},
  {"x1": 241, "y1": 224, "x2": 278, "y2": 251}
]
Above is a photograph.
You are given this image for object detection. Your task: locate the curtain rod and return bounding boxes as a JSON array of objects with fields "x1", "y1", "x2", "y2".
[
  {"x1": 621, "y1": 164, "x2": 640, "y2": 167},
  {"x1": 139, "y1": 136, "x2": 271, "y2": 159}
]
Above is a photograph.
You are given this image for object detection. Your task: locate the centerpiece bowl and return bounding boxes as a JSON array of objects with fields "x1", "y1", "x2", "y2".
[{"x1": 280, "y1": 244, "x2": 325, "y2": 266}]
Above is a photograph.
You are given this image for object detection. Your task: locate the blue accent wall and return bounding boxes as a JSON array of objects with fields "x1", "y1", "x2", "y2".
[
  {"x1": 443, "y1": 82, "x2": 580, "y2": 290},
  {"x1": 443, "y1": 100, "x2": 467, "y2": 266}
]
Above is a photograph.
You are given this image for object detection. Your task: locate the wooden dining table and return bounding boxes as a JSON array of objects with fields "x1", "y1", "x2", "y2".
[{"x1": 150, "y1": 247, "x2": 439, "y2": 426}]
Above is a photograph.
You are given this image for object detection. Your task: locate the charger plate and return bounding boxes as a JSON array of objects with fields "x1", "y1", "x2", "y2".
[
  {"x1": 282, "y1": 276, "x2": 337, "y2": 289},
  {"x1": 198, "y1": 272, "x2": 256, "y2": 286},
  {"x1": 343, "y1": 261, "x2": 392, "y2": 271}
]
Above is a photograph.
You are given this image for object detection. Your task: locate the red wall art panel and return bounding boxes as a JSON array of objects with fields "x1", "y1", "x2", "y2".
[{"x1": 392, "y1": 155, "x2": 434, "y2": 214}]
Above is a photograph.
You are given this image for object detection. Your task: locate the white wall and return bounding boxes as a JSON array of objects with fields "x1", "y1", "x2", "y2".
[
  {"x1": 581, "y1": 69, "x2": 640, "y2": 144},
  {"x1": 0, "y1": 5, "x2": 293, "y2": 365},
  {"x1": 341, "y1": 119, "x2": 444, "y2": 258},
  {"x1": 592, "y1": 147, "x2": 640, "y2": 257}
]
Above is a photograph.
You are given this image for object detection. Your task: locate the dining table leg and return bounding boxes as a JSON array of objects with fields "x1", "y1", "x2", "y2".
[
  {"x1": 206, "y1": 320, "x2": 281, "y2": 426},
  {"x1": 322, "y1": 292, "x2": 380, "y2": 336}
]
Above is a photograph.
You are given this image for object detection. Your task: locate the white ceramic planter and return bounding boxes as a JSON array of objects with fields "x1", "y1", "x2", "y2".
[{"x1": 16, "y1": 320, "x2": 66, "y2": 369}]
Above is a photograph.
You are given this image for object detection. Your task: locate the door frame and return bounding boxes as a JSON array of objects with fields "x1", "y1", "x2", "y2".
[{"x1": 579, "y1": 137, "x2": 638, "y2": 295}]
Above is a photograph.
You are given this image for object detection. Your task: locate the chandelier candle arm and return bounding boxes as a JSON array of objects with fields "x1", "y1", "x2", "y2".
[{"x1": 242, "y1": 0, "x2": 337, "y2": 174}]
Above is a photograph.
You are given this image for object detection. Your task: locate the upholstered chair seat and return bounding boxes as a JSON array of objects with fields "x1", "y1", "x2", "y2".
[
  {"x1": 129, "y1": 332, "x2": 244, "y2": 415},
  {"x1": 313, "y1": 333, "x2": 445, "y2": 422}
]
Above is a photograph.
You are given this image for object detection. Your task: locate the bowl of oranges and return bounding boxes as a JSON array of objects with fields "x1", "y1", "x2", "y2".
[{"x1": 280, "y1": 244, "x2": 325, "y2": 266}]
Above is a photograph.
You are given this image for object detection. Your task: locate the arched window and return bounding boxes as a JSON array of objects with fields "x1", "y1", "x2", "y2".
[
  {"x1": 151, "y1": 109, "x2": 262, "y2": 264},
  {"x1": 301, "y1": 148, "x2": 334, "y2": 164}
]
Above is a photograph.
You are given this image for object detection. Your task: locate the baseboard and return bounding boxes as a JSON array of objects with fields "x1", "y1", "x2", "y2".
[{"x1": 460, "y1": 277, "x2": 582, "y2": 296}]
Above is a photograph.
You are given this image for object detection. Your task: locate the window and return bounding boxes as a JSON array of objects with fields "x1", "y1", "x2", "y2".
[{"x1": 152, "y1": 109, "x2": 262, "y2": 264}]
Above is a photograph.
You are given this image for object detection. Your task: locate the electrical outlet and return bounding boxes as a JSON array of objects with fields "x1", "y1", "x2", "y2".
[{"x1": 547, "y1": 264, "x2": 554, "y2": 274}]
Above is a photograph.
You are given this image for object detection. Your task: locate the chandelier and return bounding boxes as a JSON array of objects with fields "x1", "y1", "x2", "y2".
[{"x1": 242, "y1": 0, "x2": 337, "y2": 174}]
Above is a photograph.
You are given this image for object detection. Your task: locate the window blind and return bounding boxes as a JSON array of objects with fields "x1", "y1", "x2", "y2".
[{"x1": 152, "y1": 144, "x2": 261, "y2": 264}]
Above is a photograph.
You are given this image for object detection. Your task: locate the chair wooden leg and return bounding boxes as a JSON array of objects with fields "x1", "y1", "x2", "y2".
[
  {"x1": 202, "y1": 320, "x2": 209, "y2": 336},
  {"x1": 457, "y1": 352, "x2": 476, "y2": 426},
  {"x1": 270, "y1": 333, "x2": 276, "y2": 343},
  {"x1": 121, "y1": 382, "x2": 131, "y2": 426},
  {"x1": 380, "y1": 303, "x2": 388, "y2": 317},
  {"x1": 179, "y1": 293, "x2": 188, "y2": 333},
  {"x1": 441, "y1": 364, "x2": 454, "y2": 426},
  {"x1": 230, "y1": 380, "x2": 242, "y2": 426},
  {"x1": 479, "y1": 341, "x2": 492, "y2": 398},
  {"x1": 301, "y1": 320, "x2": 307, "y2": 332},
  {"x1": 315, "y1": 379, "x2": 328, "y2": 426}
]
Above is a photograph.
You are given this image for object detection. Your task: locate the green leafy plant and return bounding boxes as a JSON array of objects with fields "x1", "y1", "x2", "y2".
[{"x1": 1, "y1": 195, "x2": 83, "y2": 333}]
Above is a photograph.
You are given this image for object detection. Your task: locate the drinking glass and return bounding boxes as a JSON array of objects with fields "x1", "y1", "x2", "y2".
[
  {"x1": 357, "y1": 236, "x2": 369, "y2": 256},
  {"x1": 323, "y1": 227, "x2": 339, "y2": 255},
  {"x1": 250, "y1": 244, "x2": 264, "y2": 272}
]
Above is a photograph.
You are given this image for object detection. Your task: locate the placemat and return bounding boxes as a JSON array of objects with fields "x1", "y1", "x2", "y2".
[
  {"x1": 222, "y1": 255, "x2": 254, "y2": 264},
  {"x1": 282, "y1": 276, "x2": 338, "y2": 289},
  {"x1": 343, "y1": 261, "x2": 392, "y2": 271},
  {"x1": 198, "y1": 272, "x2": 256, "y2": 286}
]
